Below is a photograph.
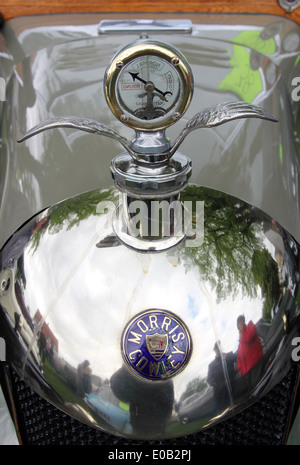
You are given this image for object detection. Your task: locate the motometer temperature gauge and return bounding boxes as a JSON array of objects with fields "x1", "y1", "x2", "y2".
[{"x1": 104, "y1": 40, "x2": 194, "y2": 131}]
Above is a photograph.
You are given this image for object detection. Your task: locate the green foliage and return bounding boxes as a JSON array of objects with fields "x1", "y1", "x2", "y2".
[
  {"x1": 251, "y1": 248, "x2": 281, "y2": 319},
  {"x1": 29, "y1": 188, "x2": 118, "y2": 252},
  {"x1": 180, "y1": 376, "x2": 208, "y2": 403},
  {"x1": 179, "y1": 185, "x2": 267, "y2": 303}
]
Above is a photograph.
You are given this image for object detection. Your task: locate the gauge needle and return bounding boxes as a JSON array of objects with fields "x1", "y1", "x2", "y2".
[{"x1": 129, "y1": 72, "x2": 172, "y2": 99}]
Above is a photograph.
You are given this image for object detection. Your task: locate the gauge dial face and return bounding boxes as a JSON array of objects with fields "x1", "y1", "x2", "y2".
[
  {"x1": 104, "y1": 41, "x2": 193, "y2": 131},
  {"x1": 116, "y1": 56, "x2": 181, "y2": 121}
]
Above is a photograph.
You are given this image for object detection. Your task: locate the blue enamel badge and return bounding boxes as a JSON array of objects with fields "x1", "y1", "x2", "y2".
[{"x1": 122, "y1": 309, "x2": 191, "y2": 380}]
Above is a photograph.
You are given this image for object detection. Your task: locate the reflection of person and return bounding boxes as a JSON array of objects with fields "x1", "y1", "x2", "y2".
[
  {"x1": 110, "y1": 366, "x2": 174, "y2": 438},
  {"x1": 77, "y1": 360, "x2": 92, "y2": 397},
  {"x1": 37, "y1": 331, "x2": 47, "y2": 368},
  {"x1": 14, "y1": 312, "x2": 21, "y2": 332},
  {"x1": 236, "y1": 315, "x2": 263, "y2": 387},
  {"x1": 207, "y1": 341, "x2": 236, "y2": 410}
]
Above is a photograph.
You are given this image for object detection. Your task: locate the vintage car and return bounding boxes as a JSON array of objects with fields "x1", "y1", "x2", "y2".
[{"x1": 0, "y1": 1, "x2": 300, "y2": 446}]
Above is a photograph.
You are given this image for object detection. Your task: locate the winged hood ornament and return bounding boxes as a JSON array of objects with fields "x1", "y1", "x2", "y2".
[
  {"x1": 17, "y1": 39, "x2": 278, "y2": 251},
  {"x1": 17, "y1": 101, "x2": 278, "y2": 161}
]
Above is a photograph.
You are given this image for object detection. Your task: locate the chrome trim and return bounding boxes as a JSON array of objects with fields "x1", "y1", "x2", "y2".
[
  {"x1": 98, "y1": 19, "x2": 193, "y2": 35},
  {"x1": 278, "y1": 0, "x2": 300, "y2": 13},
  {"x1": 0, "y1": 185, "x2": 299, "y2": 439}
]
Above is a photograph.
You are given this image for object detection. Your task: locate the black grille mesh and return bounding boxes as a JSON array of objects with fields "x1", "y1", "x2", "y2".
[{"x1": 8, "y1": 365, "x2": 299, "y2": 446}]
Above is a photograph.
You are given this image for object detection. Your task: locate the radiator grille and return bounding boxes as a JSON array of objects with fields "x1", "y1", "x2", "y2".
[{"x1": 8, "y1": 366, "x2": 299, "y2": 445}]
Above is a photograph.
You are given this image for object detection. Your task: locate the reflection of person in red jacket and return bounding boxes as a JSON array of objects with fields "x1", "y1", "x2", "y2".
[{"x1": 236, "y1": 315, "x2": 263, "y2": 377}]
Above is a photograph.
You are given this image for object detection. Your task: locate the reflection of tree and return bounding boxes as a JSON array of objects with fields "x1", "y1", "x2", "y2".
[
  {"x1": 180, "y1": 376, "x2": 208, "y2": 403},
  {"x1": 177, "y1": 185, "x2": 282, "y2": 319},
  {"x1": 29, "y1": 188, "x2": 118, "y2": 252},
  {"x1": 251, "y1": 248, "x2": 281, "y2": 320},
  {"x1": 179, "y1": 185, "x2": 267, "y2": 302},
  {"x1": 27, "y1": 183, "x2": 281, "y2": 317}
]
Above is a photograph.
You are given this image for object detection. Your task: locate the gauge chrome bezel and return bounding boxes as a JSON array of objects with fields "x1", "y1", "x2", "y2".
[{"x1": 104, "y1": 40, "x2": 193, "y2": 131}]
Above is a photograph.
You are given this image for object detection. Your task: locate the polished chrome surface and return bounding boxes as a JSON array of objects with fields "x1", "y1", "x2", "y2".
[
  {"x1": 1, "y1": 13, "x2": 300, "y2": 441},
  {"x1": 278, "y1": 0, "x2": 300, "y2": 13},
  {"x1": 0, "y1": 185, "x2": 299, "y2": 439},
  {"x1": 98, "y1": 19, "x2": 193, "y2": 34},
  {"x1": 110, "y1": 151, "x2": 192, "y2": 197},
  {"x1": 1, "y1": 13, "x2": 300, "y2": 248}
]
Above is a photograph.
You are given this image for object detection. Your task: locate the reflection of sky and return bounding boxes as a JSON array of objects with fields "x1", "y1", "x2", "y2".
[{"x1": 23, "y1": 211, "x2": 264, "y2": 398}]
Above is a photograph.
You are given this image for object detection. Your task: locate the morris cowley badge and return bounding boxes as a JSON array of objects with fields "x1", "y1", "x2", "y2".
[{"x1": 122, "y1": 309, "x2": 192, "y2": 380}]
